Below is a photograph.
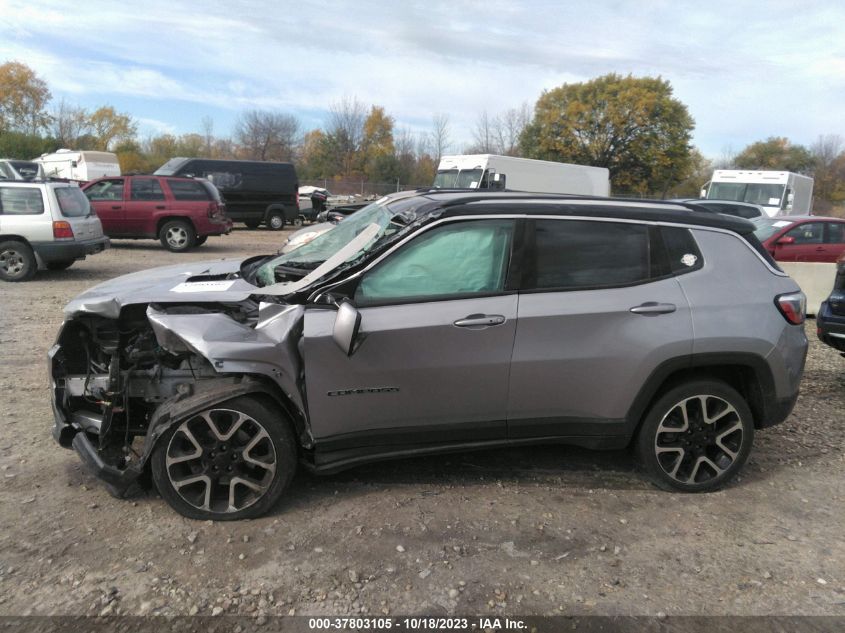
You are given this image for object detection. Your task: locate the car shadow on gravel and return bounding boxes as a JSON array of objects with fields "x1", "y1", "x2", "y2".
[{"x1": 267, "y1": 445, "x2": 653, "y2": 515}]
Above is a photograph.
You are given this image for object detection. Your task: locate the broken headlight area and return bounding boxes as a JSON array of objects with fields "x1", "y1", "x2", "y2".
[{"x1": 50, "y1": 303, "x2": 252, "y2": 493}]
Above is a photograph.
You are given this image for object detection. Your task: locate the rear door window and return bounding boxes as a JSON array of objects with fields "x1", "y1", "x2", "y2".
[
  {"x1": 130, "y1": 178, "x2": 165, "y2": 201},
  {"x1": 527, "y1": 219, "x2": 652, "y2": 290},
  {"x1": 167, "y1": 179, "x2": 211, "y2": 201},
  {"x1": 826, "y1": 222, "x2": 845, "y2": 244},
  {"x1": 0, "y1": 187, "x2": 45, "y2": 215}
]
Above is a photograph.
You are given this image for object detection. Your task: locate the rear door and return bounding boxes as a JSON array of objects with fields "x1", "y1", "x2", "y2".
[
  {"x1": 507, "y1": 218, "x2": 694, "y2": 439},
  {"x1": 823, "y1": 222, "x2": 845, "y2": 263},
  {"x1": 126, "y1": 177, "x2": 167, "y2": 236},
  {"x1": 303, "y1": 218, "x2": 518, "y2": 449},
  {"x1": 83, "y1": 178, "x2": 125, "y2": 234}
]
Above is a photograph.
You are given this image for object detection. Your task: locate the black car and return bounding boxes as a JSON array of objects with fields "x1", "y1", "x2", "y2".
[
  {"x1": 155, "y1": 158, "x2": 299, "y2": 230},
  {"x1": 817, "y1": 255, "x2": 845, "y2": 354}
]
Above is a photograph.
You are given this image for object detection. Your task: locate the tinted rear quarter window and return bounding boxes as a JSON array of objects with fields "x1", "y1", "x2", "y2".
[
  {"x1": 0, "y1": 187, "x2": 45, "y2": 215},
  {"x1": 660, "y1": 226, "x2": 704, "y2": 274},
  {"x1": 529, "y1": 219, "x2": 651, "y2": 290},
  {"x1": 167, "y1": 179, "x2": 211, "y2": 201}
]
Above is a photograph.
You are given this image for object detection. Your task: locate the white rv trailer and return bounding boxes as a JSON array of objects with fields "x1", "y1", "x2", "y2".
[
  {"x1": 433, "y1": 154, "x2": 610, "y2": 196},
  {"x1": 702, "y1": 170, "x2": 813, "y2": 217},
  {"x1": 35, "y1": 149, "x2": 121, "y2": 182}
]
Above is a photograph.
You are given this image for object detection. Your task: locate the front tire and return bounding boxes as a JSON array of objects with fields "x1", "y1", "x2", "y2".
[
  {"x1": 0, "y1": 240, "x2": 36, "y2": 282},
  {"x1": 636, "y1": 380, "x2": 754, "y2": 492},
  {"x1": 151, "y1": 396, "x2": 296, "y2": 520},
  {"x1": 159, "y1": 220, "x2": 196, "y2": 252}
]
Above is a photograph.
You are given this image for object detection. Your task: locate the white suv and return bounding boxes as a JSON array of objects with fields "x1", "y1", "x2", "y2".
[{"x1": 0, "y1": 181, "x2": 109, "y2": 281}]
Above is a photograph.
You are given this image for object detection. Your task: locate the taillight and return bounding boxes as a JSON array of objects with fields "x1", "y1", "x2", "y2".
[
  {"x1": 775, "y1": 291, "x2": 806, "y2": 325},
  {"x1": 53, "y1": 221, "x2": 74, "y2": 240}
]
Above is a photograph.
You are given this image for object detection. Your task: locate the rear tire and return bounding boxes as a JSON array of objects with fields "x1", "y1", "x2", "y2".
[
  {"x1": 46, "y1": 259, "x2": 74, "y2": 271},
  {"x1": 151, "y1": 396, "x2": 297, "y2": 520},
  {"x1": 267, "y1": 212, "x2": 286, "y2": 231},
  {"x1": 159, "y1": 220, "x2": 196, "y2": 252},
  {"x1": 636, "y1": 379, "x2": 754, "y2": 493},
  {"x1": 194, "y1": 235, "x2": 208, "y2": 246},
  {"x1": 0, "y1": 240, "x2": 36, "y2": 282}
]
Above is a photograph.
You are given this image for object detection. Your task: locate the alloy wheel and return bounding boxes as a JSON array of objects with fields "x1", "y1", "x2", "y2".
[
  {"x1": 653, "y1": 395, "x2": 745, "y2": 485},
  {"x1": 166, "y1": 226, "x2": 188, "y2": 249},
  {"x1": 165, "y1": 408, "x2": 277, "y2": 514}
]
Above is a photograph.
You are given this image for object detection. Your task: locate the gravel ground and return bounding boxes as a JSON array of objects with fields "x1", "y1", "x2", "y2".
[{"x1": 0, "y1": 228, "x2": 843, "y2": 618}]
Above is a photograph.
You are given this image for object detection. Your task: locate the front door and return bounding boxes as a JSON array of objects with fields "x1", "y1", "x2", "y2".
[
  {"x1": 304, "y1": 218, "x2": 518, "y2": 449},
  {"x1": 775, "y1": 221, "x2": 826, "y2": 262},
  {"x1": 84, "y1": 178, "x2": 125, "y2": 235}
]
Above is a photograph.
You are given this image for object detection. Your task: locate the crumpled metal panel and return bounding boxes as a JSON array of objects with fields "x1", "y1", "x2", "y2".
[{"x1": 146, "y1": 303, "x2": 307, "y2": 415}]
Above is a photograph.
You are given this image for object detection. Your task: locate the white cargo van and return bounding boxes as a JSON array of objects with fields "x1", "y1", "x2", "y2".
[
  {"x1": 702, "y1": 170, "x2": 813, "y2": 217},
  {"x1": 433, "y1": 154, "x2": 610, "y2": 196},
  {"x1": 35, "y1": 149, "x2": 121, "y2": 182}
]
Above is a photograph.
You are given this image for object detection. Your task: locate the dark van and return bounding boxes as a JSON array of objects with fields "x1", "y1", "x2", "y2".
[{"x1": 154, "y1": 158, "x2": 299, "y2": 230}]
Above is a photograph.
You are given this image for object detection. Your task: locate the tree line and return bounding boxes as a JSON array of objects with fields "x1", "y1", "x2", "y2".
[{"x1": 1, "y1": 60, "x2": 843, "y2": 210}]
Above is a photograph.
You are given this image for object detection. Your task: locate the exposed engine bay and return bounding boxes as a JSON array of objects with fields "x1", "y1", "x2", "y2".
[{"x1": 49, "y1": 300, "x2": 308, "y2": 495}]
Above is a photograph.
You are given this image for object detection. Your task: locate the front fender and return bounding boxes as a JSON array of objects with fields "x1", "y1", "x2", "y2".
[{"x1": 139, "y1": 375, "x2": 306, "y2": 469}]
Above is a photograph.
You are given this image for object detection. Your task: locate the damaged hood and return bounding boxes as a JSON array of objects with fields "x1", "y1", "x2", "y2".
[{"x1": 63, "y1": 259, "x2": 258, "y2": 318}]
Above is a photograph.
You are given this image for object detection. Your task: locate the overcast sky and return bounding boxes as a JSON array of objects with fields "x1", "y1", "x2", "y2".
[{"x1": 1, "y1": 0, "x2": 844, "y2": 157}]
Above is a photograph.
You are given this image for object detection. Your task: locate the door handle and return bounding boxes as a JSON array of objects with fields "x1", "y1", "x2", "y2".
[
  {"x1": 453, "y1": 314, "x2": 506, "y2": 328},
  {"x1": 155, "y1": 205, "x2": 166, "y2": 210},
  {"x1": 630, "y1": 302, "x2": 676, "y2": 316},
  {"x1": 111, "y1": 205, "x2": 121, "y2": 210},
  {"x1": 815, "y1": 247, "x2": 825, "y2": 251}
]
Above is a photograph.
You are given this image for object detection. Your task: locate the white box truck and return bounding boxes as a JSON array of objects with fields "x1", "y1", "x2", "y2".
[
  {"x1": 702, "y1": 170, "x2": 813, "y2": 217},
  {"x1": 433, "y1": 154, "x2": 610, "y2": 196},
  {"x1": 35, "y1": 149, "x2": 121, "y2": 182}
]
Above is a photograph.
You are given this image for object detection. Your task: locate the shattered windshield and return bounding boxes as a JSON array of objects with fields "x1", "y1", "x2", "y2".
[{"x1": 255, "y1": 201, "x2": 396, "y2": 287}]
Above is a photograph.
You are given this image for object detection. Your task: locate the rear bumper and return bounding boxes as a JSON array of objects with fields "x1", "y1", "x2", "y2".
[
  {"x1": 818, "y1": 301, "x2": 845, "y2": 352},
  {"x1": 197, "y1": 217, "x2": 233, "y2": 236},
  {"x1": 32, "y1": 236, "x2": 110, "y2": 264}
]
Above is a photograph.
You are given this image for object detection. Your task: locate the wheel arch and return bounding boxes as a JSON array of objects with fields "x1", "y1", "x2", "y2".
[
  {"x1": 139, "y1": 374, "x2": 310, "y2": 475},
  {"x1": 625, "y1": 353, "x2": 778, "y2": 439},
  {"x1": 0, "y1": 234, "x2": 41, "y2": 268},
  {"x1": 156, "y1": 215, "x2": 196, "y2": 235}
]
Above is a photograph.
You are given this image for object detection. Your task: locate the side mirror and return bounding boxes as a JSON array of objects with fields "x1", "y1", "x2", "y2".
[
  {"x1": 490, "y1": 173, "x2": 506, "y2": 190},
  {"x1": 776, "y1": 236, "x2": 796, "y2": 246},
  {"x1": 332, "y1": 301, "x2": 361, "y2": 356}
]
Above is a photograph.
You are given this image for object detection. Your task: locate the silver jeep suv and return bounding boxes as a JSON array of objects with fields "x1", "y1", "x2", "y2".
[
  {"x1": 49, "y1": 190, "x2": 808, "y2": 519},
  {"x1": 0, "y1": 180, "x2": 109, "y2": 281}
]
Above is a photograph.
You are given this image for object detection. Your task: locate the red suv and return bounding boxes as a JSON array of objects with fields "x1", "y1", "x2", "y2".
[
  {"x1": 82, "y1": 176, "x2": 232, "y2": 252},
  {"x1": 752, "y1": 215, "x2": 845, "y2": 263}
]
